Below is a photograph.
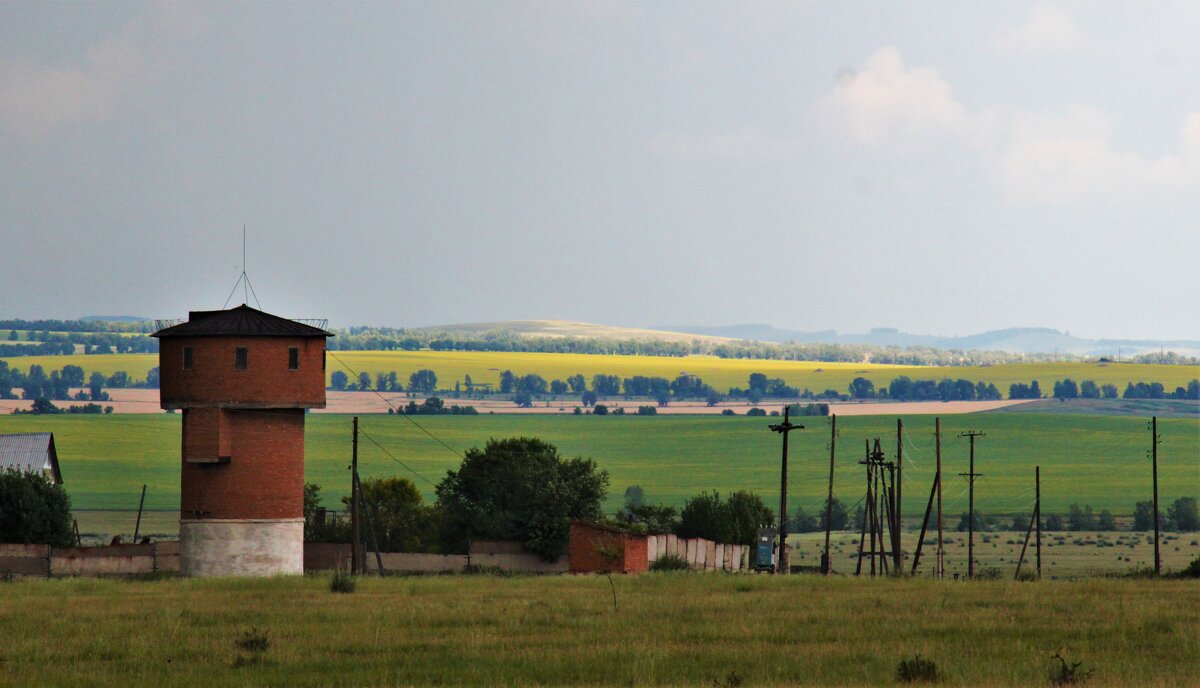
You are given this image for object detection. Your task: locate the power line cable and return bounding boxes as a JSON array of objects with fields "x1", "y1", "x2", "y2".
[
  {"x1": 326, "y1": 350, "x2": 464, "y2": 460},
  {"x1": 356, "y1": 427, "x2": 441, "y2": 489}
]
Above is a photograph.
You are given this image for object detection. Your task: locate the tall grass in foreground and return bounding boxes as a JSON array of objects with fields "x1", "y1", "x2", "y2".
[{"x1": 0, "y1": 574, "x2": 1195, "y2": 687}]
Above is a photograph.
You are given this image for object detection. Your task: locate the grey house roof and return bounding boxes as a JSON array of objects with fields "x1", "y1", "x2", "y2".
[
  {"x1": 0, "y1": 433, "x2": 63, "y2": 484},
  {"x1": 153, "y1": 304, "x2": 332, "y2": 339}
]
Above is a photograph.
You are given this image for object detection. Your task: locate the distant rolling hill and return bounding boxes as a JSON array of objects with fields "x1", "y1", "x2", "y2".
[
  {"x1": 664, "y1": 324, "x2": 1200, "y2": 357},
  {"x1": 414, "y1": 320, "x2": 1198, "y2": 357},
  {"x1": 79, "y1": 315, "x2": 151, "y2": 323},
  {"x1": 413, "y1": 320, "x2": 737, "y2": 345}
]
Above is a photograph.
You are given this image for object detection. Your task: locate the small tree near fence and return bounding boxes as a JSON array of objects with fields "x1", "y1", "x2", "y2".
[{"x1": 0, "y1": 470, "x2": 74, "y2": 546}]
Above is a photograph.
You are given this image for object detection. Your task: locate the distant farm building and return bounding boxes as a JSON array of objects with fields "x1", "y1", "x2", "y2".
[
  {"x1": 0, "y1": 433, "x2": 63, "y2": 484},
  {"x1": 153, "y1": 304, "x2": 331, "y2": 577}
]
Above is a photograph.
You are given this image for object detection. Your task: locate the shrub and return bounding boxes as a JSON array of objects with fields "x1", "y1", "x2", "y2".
[
  {"x1": 234, "y1": 628, "x2": 270, "y2": 653},
  {"x1": 329, "y1": 569, "x2": 356, "y2": 594},
  {"x1": 1181, "y1": 556, "x2": 1200, "y2": 579},
  {"x1": 746, "y1": 407, "x2": 766, "y2": 417},
  {"x1": 649, "y1": 554, "x2": 690, "y2": 572},
  {"x1": 721, "y1": 409, "x2": 735, "y2": 416},
  {"x1": 232, "y1": 627, "x2": 270, "y2": 667},
  {"x1": 636, "y1": 406, "x2": 657, "y2": 415},
  {"x1": 896, "y1": 654, "x2": 940, "y2": 683},
  {"x1": 1049, "y1": 652, "x2": 1092, "y2": 686},
  {"x1": 1168, "y1": 497, "x2": 1199, "y2": 532}
]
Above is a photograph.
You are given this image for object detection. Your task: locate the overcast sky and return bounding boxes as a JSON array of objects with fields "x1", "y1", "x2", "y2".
[{"x1": 2, "y1": 2, "x2": 1197, "y2": 339}]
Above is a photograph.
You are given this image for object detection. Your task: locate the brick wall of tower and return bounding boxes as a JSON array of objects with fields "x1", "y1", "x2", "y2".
[
  {"x1": 180, "y1": 408, "x2": 305, "y2": 520},
  {"x1": 159, "y1": 337, "x2": 326, "y2": 409}
]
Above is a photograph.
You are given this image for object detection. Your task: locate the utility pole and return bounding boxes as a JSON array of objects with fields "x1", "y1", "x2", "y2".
[
  {"x1": 133, "y1": 484, "x2": 147, "y2": 543},
  {"x1": 896, "y1": 418, "x2": 903, "y2": 565},
  {"x1": 823, "y1": 414, "x2": 837, "y2": 575},
  {"x1": 1151, "y1": 416, "x2": 1161, "y2": 576},
  {"x1": 884, "y1": 456, "x2": 899, "y2": 572},
  {"x1": 768, "y1": 406, "x2": 804, "y2": 575},
  {"x1": 351, "y1": 416, "x2": 361, "y2": 576},
  {"x1": 1035, "y1": 465, "x2": 1041, "y2": 580},
  {"x1": 861, "y1": 439, "x2": 893, "y2": 575},
  {"x1": 935, "y1": 418, "x2": 943, "y2": 580},
  {"x1": 855, "y1": 440, "x2": 870, "y2": 576},
  {"x1": 910, "y1": 468, "x2": 939, "y2": 575},
  {"x1": 958, "y1": 430, "x2": 986, "y2": 579},
  {"x1": 1014, "y1": 467, "x2": 1038, "y2": 580}
]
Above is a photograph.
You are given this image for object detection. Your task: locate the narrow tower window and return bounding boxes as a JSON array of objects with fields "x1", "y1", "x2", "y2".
[
  {"x1": 183, "y1": 347, "x2": 193, "y2": 370},
  {"x1": 234, "y1": 347, "x2": 248, "y2": 370},
  {"x1": 288, "y1": 347, "x2": 299, "y2": 371}
]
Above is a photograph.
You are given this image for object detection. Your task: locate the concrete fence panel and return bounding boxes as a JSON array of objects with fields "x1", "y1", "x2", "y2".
[
  {"x1": 666, "y1": 534, "x2": 678, "y2": 557},
  {"x1": 366, "y1": 553, "x2": 466, "y2": 574},
  {"x1": 472, "y1": 553, "x2": 567, "y2": 574},
  {"x1": 0, "y1": 544, "x2": 50, "y2": 578},
  {"x1": 647, "y1": 535, "x2": 657, "y2": 563},
  {"x1": 51, "y1": 544, "x2": 155, "y2": 577},
  {"x1": 0, "y1": 544, "x2": 50, "y2": 557},
  {"x1": 705, "y1": 540, "x2": 717, "y2": 571}
]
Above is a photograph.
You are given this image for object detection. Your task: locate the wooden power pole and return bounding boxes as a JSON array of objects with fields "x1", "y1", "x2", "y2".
[
  {"x1": 133, "y1": 484, "x2": 147, "y2": 543},
  {"x1": 959, "y1": 430, "x2": 985, "y2": 579},
  {"x1": 1035, "y1": 465, "x2": 1042, "y2": 580},
  {"x1": 1151, "y1": 416, "x2": 1161, "y2": 576},
  {"x1": 823, "y1": 414, "x2": 837, "y2": 575},
  {"x1": 1014, "y1": 466, "x2": 1039, "y2": 580},
  {"x1": 935, "y1": 418, "x2": 944, "y2": 579},
  {"x1": 896, "y1": 419, "x2": 903, "y2": 569},
  {"x1": 769, "y1": 406, "x2": 803, "y2": 575},
  {"x1": 351, "y1": 415, "x2": 361, "y2": 575}
]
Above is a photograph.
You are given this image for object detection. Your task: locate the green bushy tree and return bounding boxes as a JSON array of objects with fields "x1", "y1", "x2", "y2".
[
  {"x1": 435, "y1": 437, "x2": 608, "y2": 560},
  {"x1": 0, "y1": 470, "x2": 73, "y2": 546}
]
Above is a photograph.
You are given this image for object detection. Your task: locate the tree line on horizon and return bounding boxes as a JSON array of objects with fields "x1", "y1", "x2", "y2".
[{"x1": 1, "y1": 359, "x2": 1196, "y2": 411}]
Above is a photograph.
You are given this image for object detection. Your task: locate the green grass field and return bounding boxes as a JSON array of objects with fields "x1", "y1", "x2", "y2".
[
  {"x1": 0, "y1": 574, "x2": 1196, "y2": 687},
  {"x1": 3, "y1": 350, "x2": 1197, "y2": 397},
  {"x1": 1, "y1": 413, "x2": 1195, "y2": 534}
]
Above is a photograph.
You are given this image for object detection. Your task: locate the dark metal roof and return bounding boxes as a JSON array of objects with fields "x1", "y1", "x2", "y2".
[
  {"x1": 152, "y1": 304, "x2": 333, "y2": 339},
  {"x1": 0, "y1": 433, "x2": 63, "y2": 484}
]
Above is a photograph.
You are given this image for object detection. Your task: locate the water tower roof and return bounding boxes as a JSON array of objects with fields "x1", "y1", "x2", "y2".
[{"x1": 152, "y1": 304, "x2": 332, "y2": 339}]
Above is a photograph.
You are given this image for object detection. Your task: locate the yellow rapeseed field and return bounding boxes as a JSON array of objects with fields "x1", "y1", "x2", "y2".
[{"x1": 3, "y1": 350, "x2": 1196, "y2": 397}]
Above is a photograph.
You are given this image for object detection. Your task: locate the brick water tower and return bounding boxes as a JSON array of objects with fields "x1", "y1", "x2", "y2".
[{"x1": 153, "y1": 305, "x2": 332, "y2": 576}]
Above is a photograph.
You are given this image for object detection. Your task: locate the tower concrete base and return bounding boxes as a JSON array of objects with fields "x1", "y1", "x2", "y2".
[{"x1": 179, "y1": 518, "x2": 304, "y2": 577}]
